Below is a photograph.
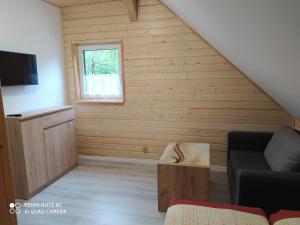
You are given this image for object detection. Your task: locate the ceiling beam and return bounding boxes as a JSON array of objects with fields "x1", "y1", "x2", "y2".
[{"x1": 124, "y1": 0, "x2": 138, "y2": 22}]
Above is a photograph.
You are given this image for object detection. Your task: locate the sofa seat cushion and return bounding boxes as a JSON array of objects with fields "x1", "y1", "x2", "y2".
[
  {"x1": 230, "y1": 150, "x2": 270, "y2": 176},
  {"x1": 264, "y1": 125, "x2": 300, "y2": 172}
]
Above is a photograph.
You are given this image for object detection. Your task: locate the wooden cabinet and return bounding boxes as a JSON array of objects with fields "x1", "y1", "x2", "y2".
[{"x1": 6, "y1": 106, "x2": 77, "y2": 199}]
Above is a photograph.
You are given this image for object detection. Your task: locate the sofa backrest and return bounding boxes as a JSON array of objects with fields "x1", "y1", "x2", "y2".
[{"x1": 264, "y1": 125, "x2": 300, "y2": 172}]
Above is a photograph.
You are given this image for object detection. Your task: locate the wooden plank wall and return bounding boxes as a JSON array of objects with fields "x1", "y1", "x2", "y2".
[
  {"x1": 295, "y1": 120, "x2": 300, "y2": 131},
  {"x1": 62, "y1": 0, "x2": 293, "y2": 166}
]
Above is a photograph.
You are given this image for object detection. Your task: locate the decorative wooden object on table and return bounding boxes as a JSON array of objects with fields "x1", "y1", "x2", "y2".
[
  {"x1": 0, "y1": 88, "x2": 17, "y2": 225},
  {"x1": 157, "y1": 142, "x2": 210, "y2": 212},
  {"x1": 5, "y1": 106, "x2": 77, "y2": 200}
]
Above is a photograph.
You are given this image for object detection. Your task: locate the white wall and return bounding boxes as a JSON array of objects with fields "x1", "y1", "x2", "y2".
[
  {"x1": 0, "y1": 0, "x2": 66, "y2": 114},
  {"x1": 161, "y1": 0, "x2": 300, "y2": 119}
]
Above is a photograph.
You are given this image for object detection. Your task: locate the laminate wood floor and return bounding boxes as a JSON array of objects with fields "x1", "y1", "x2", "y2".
[{"x1": 17, "y1": 155, "x2": 230, "y2": 225}]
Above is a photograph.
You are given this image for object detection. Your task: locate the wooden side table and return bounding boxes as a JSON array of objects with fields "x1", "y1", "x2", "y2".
[{"x1": 157, "y1": 142, "x2": 210, "y2": 212}]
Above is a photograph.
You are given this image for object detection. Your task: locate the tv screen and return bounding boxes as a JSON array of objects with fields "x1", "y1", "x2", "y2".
[{"x1": 0, "y1": 50, "x2": 38, "y2": 86}]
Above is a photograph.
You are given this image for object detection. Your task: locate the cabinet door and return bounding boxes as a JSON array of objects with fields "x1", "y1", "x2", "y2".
[
  {"x1": 21, "y1": 118, "x2": 49, "y2": 193},
  {"x1": 44, "y1": 120, "x2": 76, "y2": 180}
]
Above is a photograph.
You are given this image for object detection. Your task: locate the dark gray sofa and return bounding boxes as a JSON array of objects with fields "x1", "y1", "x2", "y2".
[{"x1": 227, "y1": 128, "x2": 300, "y2": 215}]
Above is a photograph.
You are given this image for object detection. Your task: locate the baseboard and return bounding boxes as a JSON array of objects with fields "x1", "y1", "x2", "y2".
[
  {"x1": 79, "y1": 154, "x2": 227, "y2": 172},
  {"x1": 78, "y1": 154, "x2": 157, "y2": 166}
]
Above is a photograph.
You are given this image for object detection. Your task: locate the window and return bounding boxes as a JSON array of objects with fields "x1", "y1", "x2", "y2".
[{"x1": 77, "y1": 43, "x2": 123, "y2": 102}]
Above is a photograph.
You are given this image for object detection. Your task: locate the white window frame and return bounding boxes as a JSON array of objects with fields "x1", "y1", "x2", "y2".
[{"x1": 77, "y1": 43, "x2": 124, "y2": 103}]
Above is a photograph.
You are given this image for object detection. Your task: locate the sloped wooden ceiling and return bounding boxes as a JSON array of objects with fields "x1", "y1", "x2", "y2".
[
  {"x1": 161, "y1": 0, "x2": 300, "y2": 120},
  {"x1": 44, "y1": 0, "x2": 121, "y2": 7}
]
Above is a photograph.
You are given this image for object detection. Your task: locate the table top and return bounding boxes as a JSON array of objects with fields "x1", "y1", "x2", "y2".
[{"x1": 159, "y1": 142, "x2": 210, "y2": 167}]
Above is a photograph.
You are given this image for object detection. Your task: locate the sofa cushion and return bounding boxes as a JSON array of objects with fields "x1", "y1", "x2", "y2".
[
  {"x1": 264, "y1": 125, "x2": 300, "y2": 172},
  {"x1": 230, "y1": 150, "x2": 270, "y2": 177},
  {"x1": 269, "y1": 210, "x2": 300, "y2": 225}
]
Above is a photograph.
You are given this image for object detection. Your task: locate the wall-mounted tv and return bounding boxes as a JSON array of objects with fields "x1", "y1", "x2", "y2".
[{"x1": 0, "y1": 50, "x2": 38, "y2": 86}]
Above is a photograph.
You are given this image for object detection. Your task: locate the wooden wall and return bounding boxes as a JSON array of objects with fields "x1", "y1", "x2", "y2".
[
  {"x1": 295, "y1": 120, "x2": 300, "y2": 131},
  {"x1": 62, "y1": 0, "x2": 293, "y2": 166}
]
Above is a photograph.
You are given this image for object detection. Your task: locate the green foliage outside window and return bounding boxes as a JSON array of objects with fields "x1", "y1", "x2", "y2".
[{"x1": 83, "y1": 49, "x2": 119, "y2": 75}]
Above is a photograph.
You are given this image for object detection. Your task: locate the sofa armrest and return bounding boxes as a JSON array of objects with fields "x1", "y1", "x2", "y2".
[
  {"x1": 236, "y1": 170, "x2": 300, "y2": 215},
  {"x1": 228, "y1": 131, "x2": 273, "y2": 153}
]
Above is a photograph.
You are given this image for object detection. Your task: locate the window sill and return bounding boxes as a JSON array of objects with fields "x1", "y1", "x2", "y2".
[{"x1": 76, "y1": 99, "x2": 124, "y2": 104}]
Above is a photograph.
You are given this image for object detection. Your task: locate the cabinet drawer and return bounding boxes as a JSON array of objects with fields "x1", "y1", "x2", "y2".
[{"x1": 42, "y1": 109, "x2": 75, "y2": 128}]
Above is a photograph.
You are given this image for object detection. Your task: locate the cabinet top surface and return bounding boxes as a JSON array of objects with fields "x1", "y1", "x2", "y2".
[
  {"x1": 5, "y1": 105, "x2": 74, "y2": 121},
  {"x1": 159, "y1": 142, "x2": 210, "y2": 167}
]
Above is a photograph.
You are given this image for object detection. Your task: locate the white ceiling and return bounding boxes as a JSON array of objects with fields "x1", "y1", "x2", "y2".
[{"x1": 161, "y1": 0, "x2": 300, "y2": 119}]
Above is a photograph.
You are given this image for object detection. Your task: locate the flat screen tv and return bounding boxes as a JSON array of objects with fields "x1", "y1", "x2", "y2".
[{"x1": 0, "y1": 50, "x2": 38, "y2": 86}]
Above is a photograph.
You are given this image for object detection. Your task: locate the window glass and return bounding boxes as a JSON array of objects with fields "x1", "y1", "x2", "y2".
[{"x1": 78, "y1": 43, "x2": 123, "y2": 102}]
